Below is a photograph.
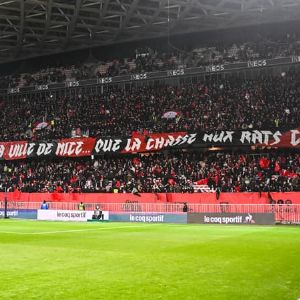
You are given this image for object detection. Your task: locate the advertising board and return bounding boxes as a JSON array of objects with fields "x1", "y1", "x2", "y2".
[
  {"x1": 109, "y1": 212, "x2": 187, "y2": 224},
  {"x1": 187, "y1": 213, "x2": 275, "y2": 225},
  {"x1": 0, "y1": 209, "x2": 37, "y2": 219},
  {"x1": 37, "y1": 210, "x2": 109, "y2": 222}
]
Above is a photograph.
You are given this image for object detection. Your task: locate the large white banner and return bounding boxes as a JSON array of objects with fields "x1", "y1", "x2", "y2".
[{"x1": 37, "y1": 209, "x2": 109, "y2": 222}]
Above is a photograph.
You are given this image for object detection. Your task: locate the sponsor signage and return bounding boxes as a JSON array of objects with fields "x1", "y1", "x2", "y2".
[
  {"x1": 65, "y1": 81, "x2": 79, "y2": 87},
  {"x1": 37, "y1": 209, "x2": 109, "y2": 222},
  {"x1": 3, "y1": 56, "x2": 300, "y2": 95},
  {"x1": 7, "y1": 87, "x2": 20, "y2": 94},
  {"x1": 0, "y1": 209, "x2": 37, "y2": 219},
  {"x1": 0, "y1": 128, "x2": 300, "y2": 160},
  {"x1": 130, "y1": 73, "x2": 147, "y2": 81},
  {"x1": 109, "y1": 212, "x2": 187, "y2": 224},
  {"x1": 167, "y1": 69, "x2": 185, "y2": 76},
  {"x1": 187, "y1": 213, "x2": 275, "y2": 225},
  {"x1": 35, "y1": 85, "x2": 48, "y2": 91}
]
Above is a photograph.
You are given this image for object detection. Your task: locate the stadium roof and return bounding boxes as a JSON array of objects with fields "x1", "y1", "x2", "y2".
[{"x1": 1, "y1": 0, "x2": 300, "y2": 64}]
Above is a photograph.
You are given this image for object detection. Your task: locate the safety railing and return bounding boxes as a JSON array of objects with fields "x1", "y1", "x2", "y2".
[{"x1": 1, "y1": 202, "x2": 300, "y2": 224}]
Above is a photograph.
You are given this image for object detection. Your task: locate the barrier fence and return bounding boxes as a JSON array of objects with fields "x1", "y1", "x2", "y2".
[{"x1": 1, "y1": 201, "x2": 300, "y2": 224}]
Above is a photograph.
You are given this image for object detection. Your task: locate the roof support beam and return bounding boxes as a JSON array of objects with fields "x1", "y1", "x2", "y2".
[
  {"x1": 15, "y1": 0, "x2": 25, "y2": 57},
  {"x1": 37, "y1": 0, "x2": 53, "y2": 48},
  {"x1": 113, "y1": 0, "x2": 139, "y2": 40},
  {"x1": 43, "y1": 0, "x2": 53, "y2": 38},
  {"x1": 63, "y1": 0, "x2": 83, "y2": 48},
  {"x1": 168, "y1": 0, "x2": 199, "y2": 32},
  {"x1": 90, "y1": 0, "x2": 111, "y2": 38}
]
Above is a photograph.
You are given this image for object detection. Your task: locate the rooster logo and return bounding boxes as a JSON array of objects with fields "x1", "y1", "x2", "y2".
[{"x1": 244, "y1": 213, "x2": 255, "y2": 224}]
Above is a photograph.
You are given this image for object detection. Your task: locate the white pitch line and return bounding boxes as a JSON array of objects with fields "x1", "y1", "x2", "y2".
[{"x1": 0, "y1": 224, "x2": 150, "y2": 235}]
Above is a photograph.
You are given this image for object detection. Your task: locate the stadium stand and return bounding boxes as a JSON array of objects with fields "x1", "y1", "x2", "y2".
[
  {"x1": 0, "y1": 27, "x2": 299, "y2": 195},
  {"x1": 0, "y1": 71, "x2": 300, "y2": 141},
  {"x1": 0, "y1": 152, "x2": 299, "y2": 193},
  {"x1": 1, "y1": 32, "x2": 300, "y2": 88}
]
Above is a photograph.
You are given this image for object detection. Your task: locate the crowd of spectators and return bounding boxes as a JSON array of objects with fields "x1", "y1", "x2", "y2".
[
  {"x1": 0, "y1": 152, "x2": 299, "y2": 193},
  {"x1": 0, "y1": 74, "x2": 21, "y2": 89},
  {"x1": 22, "y1": 68, "x2": 66, "y2": 87},
  {"x1": 0, "y1": 32, "x2": 299, "y2": 195},
  {"x1": 1, "y1": 32, "x2": 300, "y2": 89},
  {"x1": 0, "y1": 71, "x2": 299, "y2": 141}
]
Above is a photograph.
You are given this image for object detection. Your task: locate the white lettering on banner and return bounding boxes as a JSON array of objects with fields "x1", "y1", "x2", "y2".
[
  {"x1": 269, "y1": 131, "x2": 282, "y2": 145},
  {"x1": 163, "y1": 135, "x2": 175, "y2": 148},
  {"x1": 37, "y1": 209, "x2": 109, "y2": 222},
  {"x1": 291, "y1": 129, "x2": 300, "y2": 146},
  {"x1": 98, "y1": 77, "x2": 112, "y2": 84},
  {"x1": 247, "y1": 59, "x2": 267, "y2": 68},
  {"x1": 202, "y1": 131, "x2": 234, "y2": 143},
  {"x1": 172, "y1": 135, "x2": 185, "y2": 146},
  {"x1": 167, "y1": 69, "x2": 185, "y2": 76},
  {"x1": 204, "y1": 215, "x2": 243, "y2": 224},
  {"x1": 188, "y1": 134, "x2": 197, "y2": 144},
  {"x1": 291, "y1": 56, "x2": 300, "y2": 63},
  {"x1": 36, "y1": 143, "x2": 54, "y2": 156},
  {"x1": 206, "y1": 64, "x2": 224, "y2": 72},
  {"x1": 8, "y1": 87, "x2": 20, "y2": 94},
  {"x1": 240, "y1": 130, "x2": 282, "y2": 145},
  {"x1": 154, "y1": 137, "x2": 165, "y2": 149},
  {"x1": 94, "y1": 139, "x2": 122, "y2": 153},
  {"x1": 27, "y1": 143, "x2": 35, "y2": 156},
  {"x1": 125, "y1": 138, "x2": 142, "y2": 152},
  {"x1": 66, "y1": 81, "x2": 79, "y2": 87},
  {"x1": 145, "y1": 134, "x2": 197, "y2": 151},
  {"x1": 8, "y1": 143, "x2": 36, "y2": 158},
  {"x1": 131, "y1": 73, "x2": 147, "y2": 80},
  {"x1": 146, "y1": 138, "x2": 157, "y2": 150},
  {"x1": 0, "y1": 210, "x2": 18, "y2": 217},
  {"x1": 174, "y1": 134, "x2": 197, "y2": 146},
  {"x1": 55, "y1": 141, "x2": 84, "y2": 156},
  {"x1": 129, "y1": 214, "x2": 164, "y2": 223},
  {"x1": 1, "y1": 129, "x2": 300, "y2": 161},
  {"x1": 0, "y1": 145, "x2": 4, "y2": 158},
  {"x1": 35, "y1": 85, "x2": 48, "y2": 91}
]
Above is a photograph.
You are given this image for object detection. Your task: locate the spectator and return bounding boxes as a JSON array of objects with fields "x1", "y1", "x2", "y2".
[
  {"x1": 40, "y1": 200, "x2": 49, "y2": 210},
  {"x1": 0, "y1": 152, "x2": 298, "y2": 193}
]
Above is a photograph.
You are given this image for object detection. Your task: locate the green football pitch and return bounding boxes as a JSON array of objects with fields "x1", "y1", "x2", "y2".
[{"x1": 0, "y1": 220, "x2": 299, "y2": 300}]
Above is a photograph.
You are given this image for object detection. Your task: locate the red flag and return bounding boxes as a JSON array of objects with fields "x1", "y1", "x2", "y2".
[
  {"x1": 239, "y1": 155, "x2": 246, "y2": 164},
  {"x1": 259, "y1": 157, "x2": 270, "y2": 169},
  {"x1": 132, "y1": 157, "x2": 140, "y2": 165},
  {"x1": 274, "y1": 161, "x2": 281, "y2": 172},
  {"x1": 195, "y1": 178, "x2": 208, "y2": 185},
  {"x1": 280, "y1": 170, "x2": 299, "y2": 178},
  {"x1": 168, "y1": 178, "x2": 176, "y2": 185}
]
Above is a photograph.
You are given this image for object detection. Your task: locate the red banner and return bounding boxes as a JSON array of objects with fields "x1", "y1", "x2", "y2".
[{"x1": 0, "y1": 128, "x2": 299, "y2": 160}]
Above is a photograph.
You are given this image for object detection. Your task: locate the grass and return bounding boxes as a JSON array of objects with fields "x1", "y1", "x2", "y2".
[{"x1": 0, "y1": 220, "x2": 299, "y2": 300}]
